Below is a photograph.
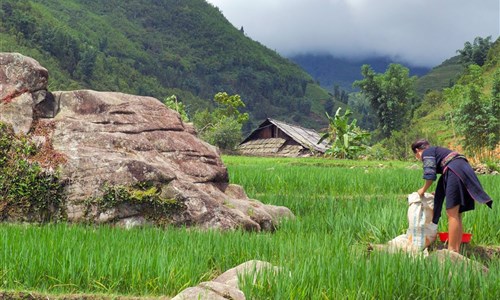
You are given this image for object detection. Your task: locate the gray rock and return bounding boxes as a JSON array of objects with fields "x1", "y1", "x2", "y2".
[
  {"x1": 213, "y1": 260, "x2": 280, "y2": 288},
  {"x1": 0, "y1": 52, "x2": 294, "y2": 231},
  {"x1": 0, "y1": 52, "x2": 49, "y2": 134},
  {"x1": 172, "y1": 260, "x2": 281, "y2": 300},
  {"x1": 172, "y1": 281, "x2": 245, "y2": 300},
  {"x1": 431, "y1": 249, "x2": 489, "y2": 274}
]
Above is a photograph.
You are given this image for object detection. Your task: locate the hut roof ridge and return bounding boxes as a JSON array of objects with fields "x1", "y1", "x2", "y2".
[
  {"x1": 267, "y1": 118, "x2": 328, "y2": 152},
  {"x1": 239, "y1": 118, "x2": 329, "y2": 155}
]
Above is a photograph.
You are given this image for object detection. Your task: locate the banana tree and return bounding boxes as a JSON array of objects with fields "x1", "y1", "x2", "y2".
[{"x1": 318, "y1": 107, "x2": 370, "y2": 159}]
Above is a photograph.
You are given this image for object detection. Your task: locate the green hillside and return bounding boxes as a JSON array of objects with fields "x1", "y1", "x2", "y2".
[
  {"x1": 0, "y1": 0, "x2": 335, "y2": 130},
  {"x1": 412, "y1": 38, "x2": 500, "y2": 151},
  {"x1": 415, "y1": 55, "x2": 464, "y2": 95}
]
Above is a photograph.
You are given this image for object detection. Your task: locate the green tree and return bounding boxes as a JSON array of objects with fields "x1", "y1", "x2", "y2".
[
  {"x1": 444, "y1": 65, "x2": 499, "y2": 158},
  {"x1": 340, "y1": 90, "x2": 349, "y2": 104},
  {"x1": 457, "y1": 36, "x2": 493, "y2": 67},
  {"x1": 348, "y1": 92, "x2": 377, "y2": 131},
  {"x1": 333, "y1": 84, "x2": 340, "y2": 99},
  {"x1": 318, "y1": 108, "x2": 370, "y2": 159},
  {"x1": 202, "y1": 118, "x2": 242, "y2": 151},
  {"x1": 323, "y1": 98, "x2": 334, "y2": 115},
  {"x1": 163, "y1": 95, "x2": 189, "y2": 122},
  {"x1": 489, "y1": 69, "x2": 500, "y2": 150},
  {"x1": 193, "y1": 92, "x2": 249, "y2": 150},
  {"x1": 212, "y1": 92, "x2": 249, "y2": 124},
  {"x1": 76, "y1": 46, "x2": 98, "y2": 81},
  {"x1": 353, "y1": 64, "x2": 417, "y2": 139}
]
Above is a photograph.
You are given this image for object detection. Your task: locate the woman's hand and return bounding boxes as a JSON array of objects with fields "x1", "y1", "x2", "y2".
[{"x1": 418, "y1": 180, "x2": 434, "y2": 197}]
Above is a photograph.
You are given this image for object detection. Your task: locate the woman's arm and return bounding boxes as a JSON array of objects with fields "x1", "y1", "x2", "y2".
[{"x1": 418, "y1": 180, "x2": 433, "y2": 197}]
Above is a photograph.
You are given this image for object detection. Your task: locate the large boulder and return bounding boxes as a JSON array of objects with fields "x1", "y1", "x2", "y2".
[
  {"x1": 0, "y1": 52, "x2": 294, "y2": 231},
  {"x1": 0, "y1": 52, "x2": 49, "y2": 134}
]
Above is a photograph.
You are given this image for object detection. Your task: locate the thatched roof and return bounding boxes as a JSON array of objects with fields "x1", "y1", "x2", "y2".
[
  {"x1": 237, "y1": 138, "x2": 306, "y2": 156},
  {"x1": 239, "y1": 118, "x2": 329, "y2": 155}
]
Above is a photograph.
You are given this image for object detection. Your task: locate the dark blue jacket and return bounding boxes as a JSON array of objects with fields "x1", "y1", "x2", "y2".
[{"x1": 422, "y1": 147, "x2": 493, "y2": 223}]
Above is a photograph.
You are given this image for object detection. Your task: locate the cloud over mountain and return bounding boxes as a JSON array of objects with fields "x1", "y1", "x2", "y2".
[{"x1": 207, "y1": 0, "x2": 499, "y2": 67}]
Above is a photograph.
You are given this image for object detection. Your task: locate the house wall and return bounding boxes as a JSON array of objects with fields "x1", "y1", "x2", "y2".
[
  {"x1": 252, "y1": 125, "x2": 293, "y2": 140},
  {"x1": 253, "y1": 126, "x2": 273, "y2": 139}
]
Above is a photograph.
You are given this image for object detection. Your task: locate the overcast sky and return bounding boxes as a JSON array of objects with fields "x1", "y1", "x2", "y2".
[{"x1": 206, "y1": 0, "x2": 500, "y2": 68}]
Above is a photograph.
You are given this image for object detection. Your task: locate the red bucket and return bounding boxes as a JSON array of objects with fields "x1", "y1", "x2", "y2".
[{"x1": 438, "y1": 232, "x2": 472, "y2": 243}]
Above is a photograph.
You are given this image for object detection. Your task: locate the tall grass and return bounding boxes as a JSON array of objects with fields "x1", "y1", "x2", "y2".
[{"x1": 1, "y1": 156, "x2": 498, "y2": 299}]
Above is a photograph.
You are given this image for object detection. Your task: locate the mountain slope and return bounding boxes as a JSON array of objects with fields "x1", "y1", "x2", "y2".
[
  {"x1": 414, "y1": 55, "x2": 464, "y2": 95},
  {"x1": 0, "y1": 0, "x2": 334, "y2": 130},
  {"x1": 411, "y1": 38, "x2": 500, "y2": 152},
  {"x1": 289, "y1": 54, "x2": 431, "y2": 92}
]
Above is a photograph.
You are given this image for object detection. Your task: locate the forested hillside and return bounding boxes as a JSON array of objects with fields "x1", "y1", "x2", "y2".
[
  {"x1": 290, "y1": 54, "x2": 430, "y2": 92},
  {"x1": 405, "y1": 38, "x2": 499, "y2": 160},
  {"x1": 0, "y1": 0, "x2": 340, "y2": 131},
  {"x1": 414, "y1": 56, "x2": 464, "y2": 95}
]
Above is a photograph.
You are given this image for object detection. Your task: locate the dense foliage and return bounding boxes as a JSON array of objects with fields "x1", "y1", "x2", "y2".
[
  {"x1": 163, "y1": 95, "x2": 189, "y2": 122},
  {"x1": 318, "y1": 108, "x2": 370, "y2": 159},
  {"x1": 404, "y1": 38, "x2": 500, "y2": 161},
  {"x1": 0, "y1": 122, "x2": 65, "y2": 222},
  {"x1": 444, "y1": 65, "x2": 500, "y2": 158},
  {"x1": 353, "y1": 64, "x2": 418, "y2": 139},
  {"x1": 457, "y1": 36, "x2": 493, "y2": 67},
  {"x1": 0, "y1": 0, "x2": 332, "y2": 130},
  {"x1": 193, "y1": 92, "x2": 248, "y2": 150}
]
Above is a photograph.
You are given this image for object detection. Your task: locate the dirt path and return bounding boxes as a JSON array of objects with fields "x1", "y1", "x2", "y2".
[{"x1": 0, "y1": 291, "x2": 172, "y2": 300}]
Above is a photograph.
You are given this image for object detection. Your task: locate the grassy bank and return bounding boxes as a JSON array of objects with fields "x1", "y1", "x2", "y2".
[{"x1": 1, "y1": 156, "x2": 499, "y2": 299}]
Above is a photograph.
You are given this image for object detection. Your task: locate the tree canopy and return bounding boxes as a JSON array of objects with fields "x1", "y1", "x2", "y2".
[
  {"x1": 444, "y1": 65, "x2": 499, "y2": 158},
  {"x1": 353, "y1": 64, "x2": 417, "y2": 139},
  {"x1": 193, "y1": 92, "x2": 248, "y2": 151},
  {"x1": 457, "y1": 36, "x2": 493, "y2": 67}
]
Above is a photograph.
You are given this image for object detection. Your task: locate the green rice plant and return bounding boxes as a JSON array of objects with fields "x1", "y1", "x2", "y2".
[{"x1": 0, "y1": 155, "x2": 498, "y2": 299}]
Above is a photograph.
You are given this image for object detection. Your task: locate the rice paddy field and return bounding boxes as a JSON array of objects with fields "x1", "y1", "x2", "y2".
[{"x1": 1, "y1": 155, "x2": 499, "y2": 299}]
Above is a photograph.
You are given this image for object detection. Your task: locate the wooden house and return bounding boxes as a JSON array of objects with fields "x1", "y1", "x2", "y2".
[{"x1": 238, "y1": 118, "x2": 329, "y2": 157}]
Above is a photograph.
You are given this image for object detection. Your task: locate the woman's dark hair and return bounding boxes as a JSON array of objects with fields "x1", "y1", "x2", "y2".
[{"x1": 411, "y1": 139, "x2": 430, "y2": 153}]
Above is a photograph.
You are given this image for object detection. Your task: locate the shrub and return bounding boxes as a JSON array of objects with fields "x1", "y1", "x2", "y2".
[
  {"x1": 0, "y1": 122, "x2": 66, "y2": 222},
  {"x1": 193, "y1": 92, "x2": 248, "y2": 150},
  {"x1": 86, "y1": 183, "x2": 185, "y2": 225}
]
